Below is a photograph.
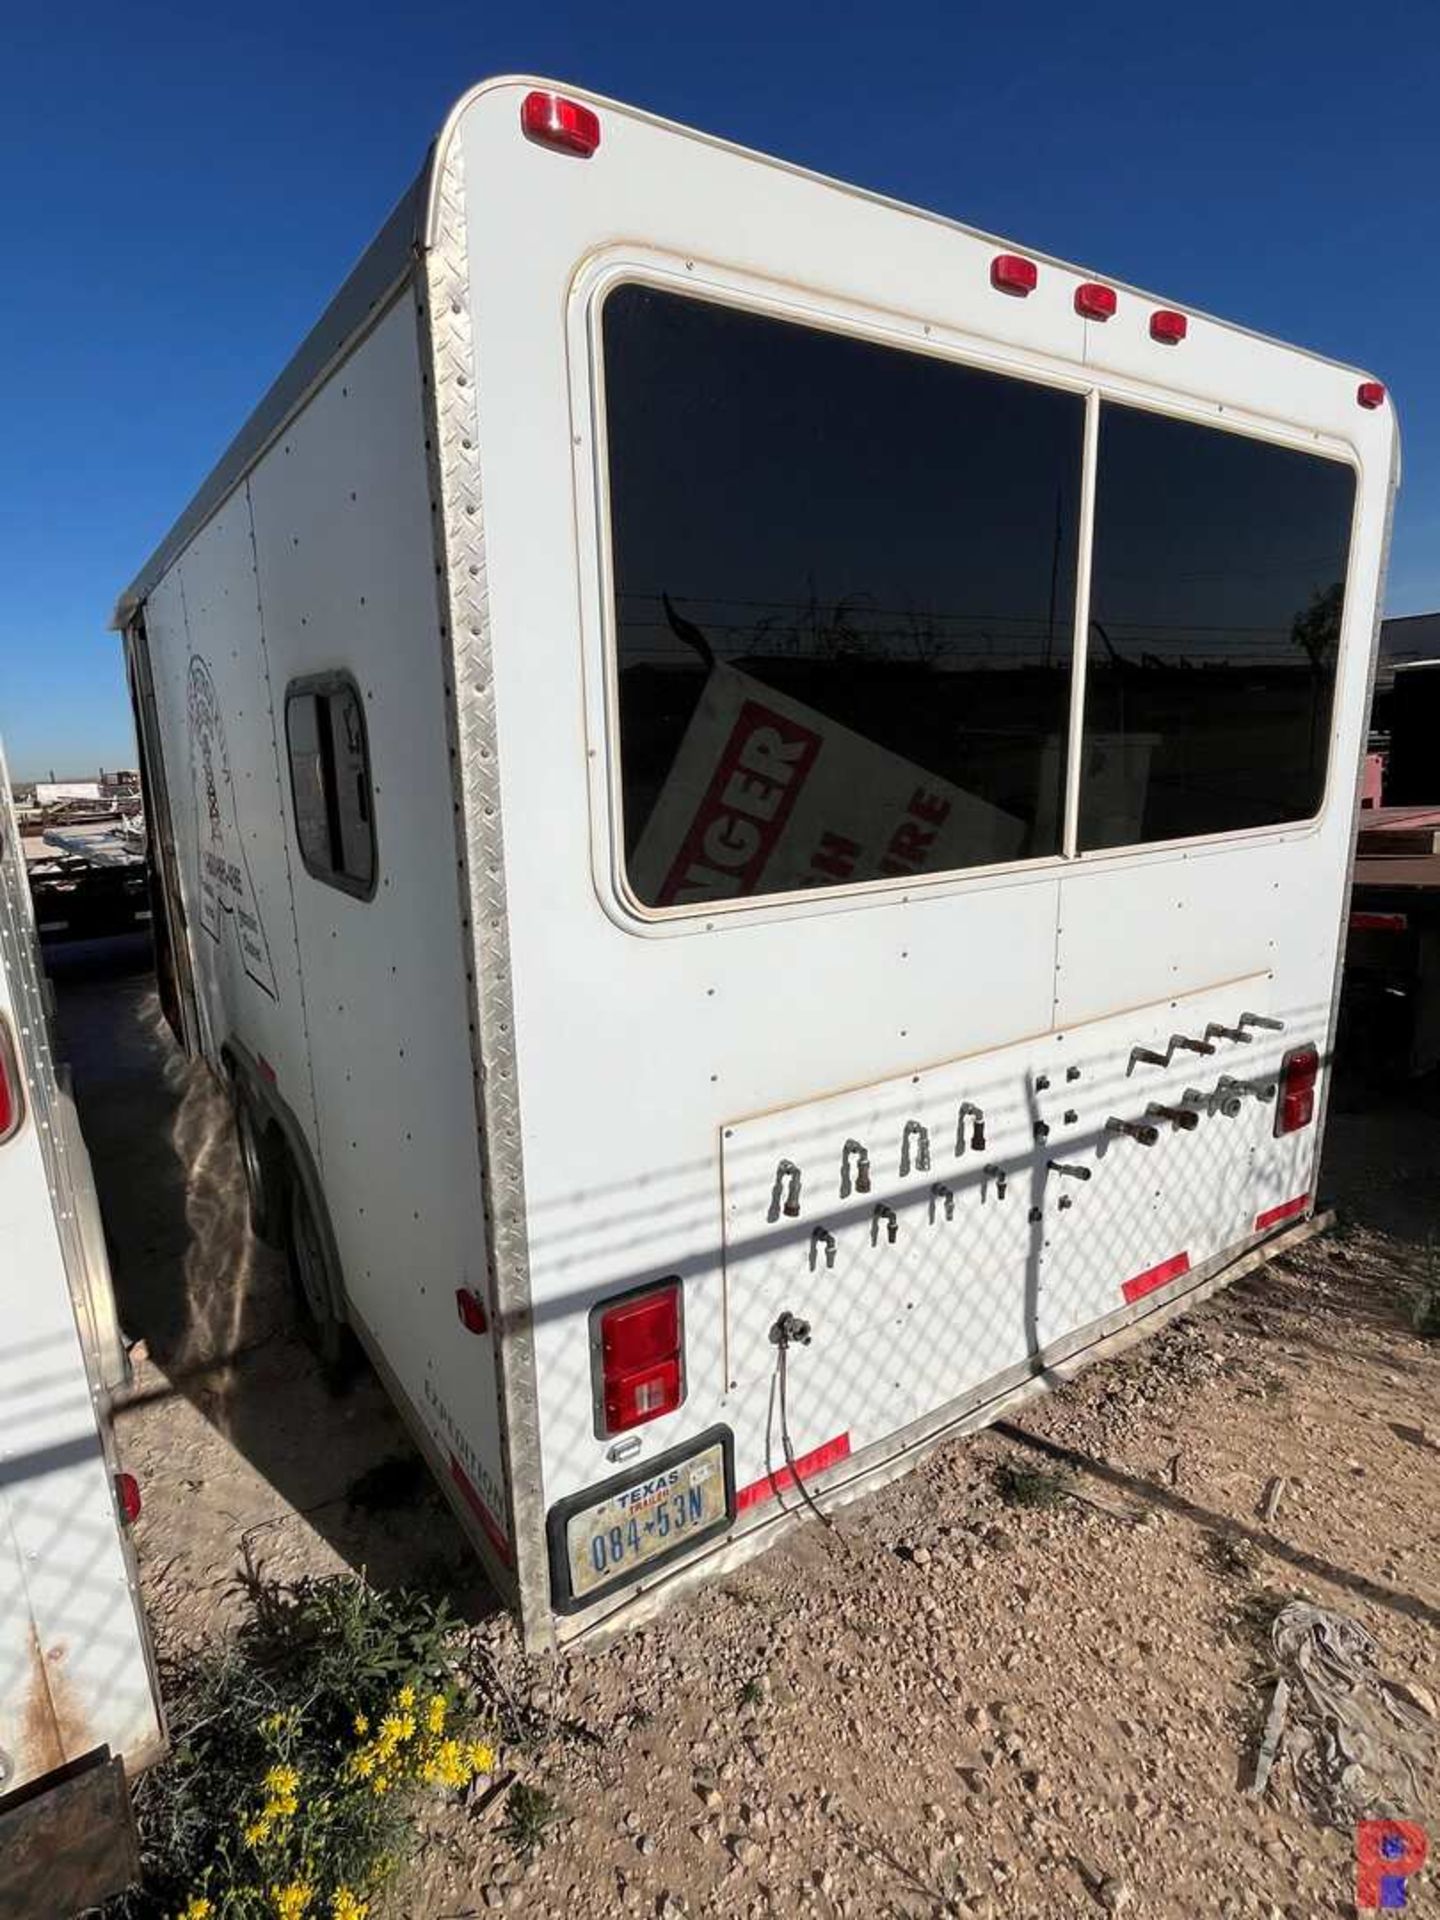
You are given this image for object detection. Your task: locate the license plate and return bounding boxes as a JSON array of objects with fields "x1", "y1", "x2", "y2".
[{"x1": 563, "y1": 1437, "x2": 731, "y2": 1602}]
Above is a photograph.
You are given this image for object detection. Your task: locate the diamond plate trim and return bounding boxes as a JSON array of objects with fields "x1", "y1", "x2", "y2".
[{"x1": 416, "y1": 136, "x2": 553, "y2": 1646}]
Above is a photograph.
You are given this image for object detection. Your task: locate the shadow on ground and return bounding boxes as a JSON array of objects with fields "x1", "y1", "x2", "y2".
[{"x1": 48, "y1": 935, "x2": 498, "y2": 1619}]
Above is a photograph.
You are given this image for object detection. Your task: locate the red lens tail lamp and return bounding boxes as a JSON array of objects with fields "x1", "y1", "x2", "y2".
[
  {"x1": 1274, "y1": 1044, "x2": 1319, "y2": 1136},
  {"x1": 594, "y1": 1281, "x2": 684, "y2": 1434}
]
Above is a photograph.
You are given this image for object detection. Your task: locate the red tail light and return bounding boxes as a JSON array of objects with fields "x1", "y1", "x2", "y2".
[
  {"x1": 1150, "y1": 309, "x2": 1188, "y2": 343},
  {"x1": 0, "y1": 1016, "x2": 21, "y2": 1144},
  {"x1": 991, "y1": 254, "x2": 1038, "y2": 296},
  {"x1": 116, "y1": 1472, "x2": 142, "y2": 1523},
  {"x1": 520, "y1": 90, "x2": 602, "y2": 158},
  {"x1": 1357, "y1": 381, "x2": 1385, "y2": 410},
  {"x1": 595, "y1": 1282, "x2": 684, "y2": 1433},
  {"x1": 1274, "y1": 1044, "x2": 1319, "y2": 1136}
]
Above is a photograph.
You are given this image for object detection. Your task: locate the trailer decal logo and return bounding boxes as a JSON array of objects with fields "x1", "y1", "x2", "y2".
[{"x1": 186, "y1": 655, "x2": 278, "y2": 1002}]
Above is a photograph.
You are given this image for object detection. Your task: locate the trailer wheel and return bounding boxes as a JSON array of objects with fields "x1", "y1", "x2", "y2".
[
  {"x1": 285, "y1": 1174, "x2": 356, "y2": 1387},
  {"x1": 234, "y1": 1089, "x2": 287, "y2": 1247}
]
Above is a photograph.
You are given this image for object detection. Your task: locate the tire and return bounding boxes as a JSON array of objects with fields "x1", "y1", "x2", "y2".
[
  {"x1": 235, "y1": 1089, "x2": 286, "y2": 1247},
  {"x1": 284, "y1": 1173, "x2": 357, "y2": 1388}
]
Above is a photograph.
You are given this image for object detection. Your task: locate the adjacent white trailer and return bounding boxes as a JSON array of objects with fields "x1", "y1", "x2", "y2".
[
  {"x1": 0, "y1": 750, "x2": 164, "y2": 1913},
  {"x1": 113, "y1": 77, "x2": 1396, "y2": 1650}
]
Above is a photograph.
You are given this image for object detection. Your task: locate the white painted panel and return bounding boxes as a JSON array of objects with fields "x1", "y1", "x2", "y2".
[
  {"x1": 0, "y1": 758, "x2": 162, "y2": 1790},
  {"x1": 716, "y1": 974, "x2": 1314, "y2": 1488},
  {"x1": 245, "y1": 300, "x2": 510, "y2": 1556},
  {"x1": 451, "y1": 79, "x2": 1388, "y2": 1595}
]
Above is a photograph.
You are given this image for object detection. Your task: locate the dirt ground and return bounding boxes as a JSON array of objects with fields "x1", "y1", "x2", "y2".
[{"x1": 53, "y1": 937, "x2": 1439, "y2": 1920}]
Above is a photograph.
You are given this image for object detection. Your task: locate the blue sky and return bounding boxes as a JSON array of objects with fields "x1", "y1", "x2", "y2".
[{"x1": 3, "y1": 0, "x2": 1438, "y2": 780}]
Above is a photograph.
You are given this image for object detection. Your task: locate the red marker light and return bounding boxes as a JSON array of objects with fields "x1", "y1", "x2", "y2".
[
  {"x1": 596, "y1": 1282, "x2": 684, "y2": 1433},
  {"x1": 1357, "y1": 381, "x2": 1386, "y2": 410},
  {"x1": 520, "y1": 90, "x2": 602, "y2": 158},
  {"x1": 0, "y1": 1017, "x2": 20, "y2": 1144},
  {"x1": 116, "y1": 1472, "x2": 142, "y2": 1524},
  {"x1": 1075, "y1": 282, "x2": 1117, "y2": 320},
  {"x1": 455, "y1": 1287, "x2": 488, "y2": 1335},
  {"x1": 991, "y1": 254, "x2": 1038, "y2": 296},
  {"x1": 1150, "y1": 310, "x2": 1188, "y2": 344}
]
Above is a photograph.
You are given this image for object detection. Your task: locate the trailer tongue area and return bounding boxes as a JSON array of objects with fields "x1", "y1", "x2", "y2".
[{"x1": 719, "y1": 976, "x2": 1316, "y2": 1507}]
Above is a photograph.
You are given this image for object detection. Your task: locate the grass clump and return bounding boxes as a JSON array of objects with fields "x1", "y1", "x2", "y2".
[
  {"x1": 502, "y1": 1782, "x2": 561, "y2": 1857},
  {"x1": 114, "y1": 1575, "x2": 500, "y2": 1919},
  {"x1": 994, "y1": 1460, "x2": 1071, "y2": 1510}
]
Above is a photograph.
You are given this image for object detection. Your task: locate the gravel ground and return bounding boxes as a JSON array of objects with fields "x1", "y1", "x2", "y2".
[{"x1": 53, "y1": 941, "x2": 1439, "y2": 1920}]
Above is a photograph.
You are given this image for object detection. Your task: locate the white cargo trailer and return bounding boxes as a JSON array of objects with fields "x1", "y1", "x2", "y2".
[
  {"x1": 0, "y1": 749, "x2": 164, "y2": 1913},
  {"x1": 113, "y1": 77, "x2": 1396, "y2": 1651}
]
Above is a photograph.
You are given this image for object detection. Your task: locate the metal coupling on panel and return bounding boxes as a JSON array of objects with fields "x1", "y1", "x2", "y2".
[
  {"x1": 1047, "y1": 1160, "x2": 1092, "y2": 1180},
  {"x1": 770, "y1": 1310, "x2": 812, "y2": 1348},
  {"x1": 1147, "y1": 1103, "x2": 1200, "y2": 1133},
  {"x1": 771, "y1": 1158, "x2": 803, "y2": 1220},
  {"x1": 930, "y1": 1182, "x2": 955, "y2": 1223},
  {"x1": 1190, "y1": 1083, "x2": 1243, "y2": 1119},
  {"x1": 1240, "y1": 1012, "x2": 1285, "y2": 1033},
  {"x1": 840, "y1": 1139, "x2": 871, "y2": 1197},
  {"x1": 955, "y1": 1102, "x2": 986, "y2": 1153},
  {"x1": 1107, "y1": 1116, "x2": 1160, "y2": 1147},
  {"x1": 871, "y1": 1203, "x2": 898, "y2": 1246},
  {"x1": 983, "y1": 1164, "x2": 1008, "y2": 1200},
  {"x1": 809, "y1": 1226, "x2": 837, "y2": 1272},
  {"x1": 900, "y1": 1119, "x2": 931, "y2": 1176},
  {"x1": 1128, "y1": 1045, "x2": 1169, "y2": 1074},
  {"x1": 1216, "y1": 1075, "x2": 1276, "y2": 1107},
  {"x1": 1205, "y1": 1021, "x2": 1252, "y2": 1045},
  {"x1": 1169, "y1": 1032, "x2": 1216, "y2": 1058}
]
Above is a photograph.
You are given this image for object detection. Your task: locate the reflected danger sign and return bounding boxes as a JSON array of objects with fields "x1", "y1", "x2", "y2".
[{"x1": 630, "y1": 666, "x2": 1024, "y2": 908}]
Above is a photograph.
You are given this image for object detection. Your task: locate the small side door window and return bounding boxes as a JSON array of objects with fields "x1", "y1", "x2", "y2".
[{"x1": 284, "y1": 674, "x2": 376, "y2": 898}]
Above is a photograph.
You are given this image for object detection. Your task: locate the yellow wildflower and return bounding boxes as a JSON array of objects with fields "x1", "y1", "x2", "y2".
[
  {"x1": 425, "y1": 1693, "x2": 447, "y2": 1734},
  {"x1": 466, "y1": 1740, "x2": 496, "y2": 1775},
  {"x1": 178, "y1": 1899, "x2": 213, "y2": 1920},
  {"x1": 331, "y1": 1893, "x2": 368, "y2": 1920},
  {"x1": 396, "y1": 1683, "x2": 416, "y2": 1711},
  {"x1": 270, "y1": 1885, "x2": 313, "y2": 1920},
  {"x1": 260, "y1": 1712, "x2": 285, "y2": 1737},
  {"x1": 242, "y1": 1816, "x2": 273, "y2": 1848},
  {"x1": 352, "y1": 1711, "x2": 370, "y2": 1736},
  {"x1": 371, "y1": 1773, "x2": 391, "y2": 1797},
  {"x1": 349, "y1": 1749, "x2": 376, "y2": 1780},
  {"x1": 263, "y1": 1763, "x2": 301, "y2": 1800}
]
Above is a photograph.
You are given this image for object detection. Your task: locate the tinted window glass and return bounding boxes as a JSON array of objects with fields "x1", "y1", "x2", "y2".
[
  {"x1": 1081, "y1": 406, "x2": 1355, "y2": 850},
  {"x1": 284, "y1": 678, "x2": 376, "y2": 897},
  {"x1": 602, "y1": 285, "x2": 1085, "y2": 910}
]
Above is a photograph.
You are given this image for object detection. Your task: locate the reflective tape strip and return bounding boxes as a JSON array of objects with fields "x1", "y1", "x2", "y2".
[
  {"x1": 737, "y1": 1432, "x2": 851, "y2": 1513},
  {"x1": 1121, "y1": 1251, "x2": 1191, "y2": 1305},
  {"x1": 1256, "y1": 1194, "x2": 1310, "y2": 1232}
]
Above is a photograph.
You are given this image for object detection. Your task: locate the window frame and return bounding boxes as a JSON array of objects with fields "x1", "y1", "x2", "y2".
[
  {"x1": 570, "y1": 249, "x2": 1364, "y2": 935},
  {"x1": 283, "y1": 669, "x2": 378, "y2": 902}
]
